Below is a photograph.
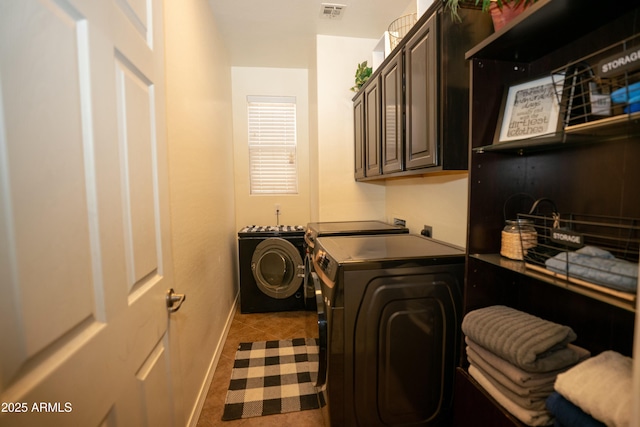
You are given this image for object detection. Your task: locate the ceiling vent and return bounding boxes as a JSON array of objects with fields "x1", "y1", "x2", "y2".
[{"x1": 320, "y1": 3, "x2": 346, "y2": 19}]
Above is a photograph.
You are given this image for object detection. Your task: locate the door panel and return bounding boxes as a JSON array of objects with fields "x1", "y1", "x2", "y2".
[
  {"x1": 364, "y1": 77, "x2": 381, "y2": 177},
  {"x1": 0, "y1": 0, "x2": 100, "y2": 387},
  {"x1": 0, "y1": 0, "x2": 177, "y2": 425},
  {"x1": 382, "y1": 53, "x2": 403, "y2": 174},
  {"x1": 405, "y1": 13, "x2": 438, "y2": 170},
  {"x1": 353, "y1": 269, "x2": 462, "y2": 426},
  {"x1": 135, "y1": 337, "x2": 173, "y2": 427},
  {"x1": 353, "y1": 94, "x2": 365, "y2": 179},
  {"x1": 114, "y1": 0, "x2": 149, "y2": 41},
  {"x1": 115, "y1": 56, "x2": 162, "y2": 294}
]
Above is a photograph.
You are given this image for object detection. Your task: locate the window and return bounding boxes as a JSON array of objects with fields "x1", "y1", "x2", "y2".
[{"x1": 247, "y1": 96, "x2": 298, "y2": 194}]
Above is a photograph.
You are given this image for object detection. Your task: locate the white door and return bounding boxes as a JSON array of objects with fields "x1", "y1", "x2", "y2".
[{"x1": 0, "y1": 0, "x2": 180, "y2": 425}]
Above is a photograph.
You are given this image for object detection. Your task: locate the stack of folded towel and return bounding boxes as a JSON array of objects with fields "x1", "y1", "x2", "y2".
[
  {"x1": 545, "y1": 246, "x2": 638, "y2": 293},
  {"x1": 462, "y1": 305, "x2": 590, "y2": 426},
  {"x1": 546, "y1": 350, "x2": 633, "y2": 427}
]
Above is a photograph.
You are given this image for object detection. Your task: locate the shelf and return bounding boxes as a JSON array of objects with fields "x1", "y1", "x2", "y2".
[
  {"x1": 466, "y1": 0, "x2": 639, "y2": 62},
  {"x1": 472, "y1": 112, "x2": 640, "y2": 154},
  {"x1": 472, "y1": 133, "x2": 592, "y2": 154},
  {"x1": 565, "y1": 112, "x2": 640, "y2": 138},
  {"x1": 453, "y1": 368, "x2": 526, "y2": 427},
  {"x1": 356, "y1": 167, "x2": 467, "y2": 182},
  {"x1": 469, "y1": 253, "x2": 637, "y2": 312}
]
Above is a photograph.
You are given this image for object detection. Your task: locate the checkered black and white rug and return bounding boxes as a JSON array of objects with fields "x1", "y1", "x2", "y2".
[{"x1": 221, "y1": 337, "x2": 320, "y2": 421}]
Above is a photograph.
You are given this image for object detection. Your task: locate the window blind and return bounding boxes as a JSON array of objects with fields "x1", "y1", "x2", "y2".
[{"x1": 247, "y1": 96, "x2": 298, "y2": 194}]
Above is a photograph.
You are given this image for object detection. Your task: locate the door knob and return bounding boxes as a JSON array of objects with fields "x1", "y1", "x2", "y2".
[{"x1": 166, "y1": 288, "x2": 186, "y2": 313}]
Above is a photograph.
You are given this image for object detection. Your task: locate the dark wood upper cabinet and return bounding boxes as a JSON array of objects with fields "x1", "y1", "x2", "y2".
[{"x1": 353, "y1": 3, "x2": 492, "y2": 181}]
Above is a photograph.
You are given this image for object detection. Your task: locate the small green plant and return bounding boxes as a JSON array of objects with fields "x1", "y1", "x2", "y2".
[
  {"x1": 444, "y1": 0, "x2": 536, "y2": 22},
  {"x1": 350, "y1": 61, "x2": 373, "y2": 92}
]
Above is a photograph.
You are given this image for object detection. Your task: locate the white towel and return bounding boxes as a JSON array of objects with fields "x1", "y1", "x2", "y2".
[
  {"x1": 555, "y1": 351, "x2": 633, "y2": 427},
  {"x1": 469, "y1": 359, "x2": 550, "y2": 410}
]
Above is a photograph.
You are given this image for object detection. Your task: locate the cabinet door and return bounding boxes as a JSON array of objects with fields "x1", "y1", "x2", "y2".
[
  {"x1": 365, "y1": 77, "x2": 382, "y2": 177},
  {"x1": 354, "y1": 93, "x2": 365, "y2": 179},
  {"x1": 405, "y1": 13, "x2": 438, "y2": 169},
  {"x1": 381, "y1": 53, "x2": 404, "y2": 174}
]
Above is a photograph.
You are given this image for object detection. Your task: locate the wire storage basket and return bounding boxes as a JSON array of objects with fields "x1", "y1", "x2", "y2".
[
  {"x1": 550, "y1": 32, "x2": 640, "y2": 136},
  {"x1": 388, "y1": 13, "x2": 417, "y2": 51},
  {"x1": 517, "y1": 212, "x2": 639, "y2": 304}
]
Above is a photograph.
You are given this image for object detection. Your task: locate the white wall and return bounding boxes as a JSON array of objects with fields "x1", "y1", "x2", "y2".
[
  {"x1": 309, "y1": 42, "x2": 320, "y2": 222},
  {"x1": 232, "y1": 67, "x2": 311, "y2": 228},
  {"x1": 315, "y1": 35, "x2": 386, "y2": 221},
  {"x1": 163, "y1": 1, "x2": 237, "y2": 424},
  {"x1": 385, "y1": 173, "x2": 469, "y2": 247}
]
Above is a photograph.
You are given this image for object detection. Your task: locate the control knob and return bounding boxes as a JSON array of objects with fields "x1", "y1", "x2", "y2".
[{"x1": 317, "y1": 251, "x2": 330, "y2": 270}]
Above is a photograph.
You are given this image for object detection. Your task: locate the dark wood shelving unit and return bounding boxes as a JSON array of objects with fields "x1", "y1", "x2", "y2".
[
  {"x1": 454, "y1": 3, "x2": 640, "y2": 426},
  {"x1": 466, "y1": 0, "x2": 640, "y2": 62}
]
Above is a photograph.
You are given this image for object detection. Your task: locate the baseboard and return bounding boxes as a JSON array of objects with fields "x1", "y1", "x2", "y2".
[{"x1": 187, "y1": 292, "x2": 239, "y2": 427}]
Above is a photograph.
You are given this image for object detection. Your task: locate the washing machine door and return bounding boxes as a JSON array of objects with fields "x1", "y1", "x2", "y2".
[{"x1": 251, "y1": 237, "x2": 303, "y2": 299}]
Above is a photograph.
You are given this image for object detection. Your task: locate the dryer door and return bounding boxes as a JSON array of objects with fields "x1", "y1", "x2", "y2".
[{"x1": 251, "y1": 237, "x2": 303, "y2": 299}]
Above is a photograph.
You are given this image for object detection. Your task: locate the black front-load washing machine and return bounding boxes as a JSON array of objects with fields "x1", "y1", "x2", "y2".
[{"x1": 238, "y1": 225, "x2": 306, "y2": 313}]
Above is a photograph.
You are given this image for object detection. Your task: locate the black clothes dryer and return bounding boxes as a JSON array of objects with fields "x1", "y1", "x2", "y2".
[
  {"x1": 238, "y1": 225, "x2": 306, "y2": 313},
  {"x1": 311, "y1": 234, "x2": 465, "y2": 427}
]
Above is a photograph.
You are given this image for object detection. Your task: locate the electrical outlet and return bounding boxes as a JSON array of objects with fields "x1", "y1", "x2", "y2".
[
  {"x1": 421, "y1": 225, "x2": 433, "y2": 238},
  {"x1": 393, "y1": 218, "x2": 406, "y2": 227}
]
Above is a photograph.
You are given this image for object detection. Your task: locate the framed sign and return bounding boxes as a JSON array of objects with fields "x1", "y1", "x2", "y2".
[{"x1": 494, "y1": 74, "x2": 565, "y2": 144}]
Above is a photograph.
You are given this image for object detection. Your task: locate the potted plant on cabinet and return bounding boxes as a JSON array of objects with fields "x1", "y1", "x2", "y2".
[
  {"x1": 444, "y1": 0, "x2": 537, "y2": 30},
  {"x1": 350, "y1": 61, "x2": 373, "y2": 92}
]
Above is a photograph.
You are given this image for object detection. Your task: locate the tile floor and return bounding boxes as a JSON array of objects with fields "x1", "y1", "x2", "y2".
[{"x1": 196, "y1": 309, "x2": 325, "y2": 427}]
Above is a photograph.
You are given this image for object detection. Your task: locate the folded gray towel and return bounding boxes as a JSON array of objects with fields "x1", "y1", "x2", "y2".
[
  {"x1": 462, "y1": 305, "x2": 578, "y2": 372},
  {"x1": 467, "y1": 346, "x2": 556, "y2": 397},
  {"x1": 466, "y1": 337, "x2": 590, "y2": 389}
]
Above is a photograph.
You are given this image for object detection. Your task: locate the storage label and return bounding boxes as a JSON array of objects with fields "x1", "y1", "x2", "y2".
[{"x1": 598, "y1": 46, "x2": 640, "y2": 77}]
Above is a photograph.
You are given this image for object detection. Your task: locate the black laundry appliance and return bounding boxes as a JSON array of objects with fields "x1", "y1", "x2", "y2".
[
  {"x1": 303, "y1": 220, "x2": 409, "y2": 307},
  {"x1": 310, "y1": 234, "x2": 465, "y2": 427},
  {"x1": 238, "y1": 225, "x2": 306, "y2": 313}
]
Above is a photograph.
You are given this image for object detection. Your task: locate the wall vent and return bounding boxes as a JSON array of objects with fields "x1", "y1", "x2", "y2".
[{"x1": 320, "y1": 3, "x2": 346, "y2": 19}]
